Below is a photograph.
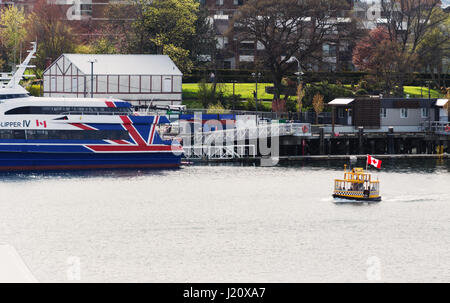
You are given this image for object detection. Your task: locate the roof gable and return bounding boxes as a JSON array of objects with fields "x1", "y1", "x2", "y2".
[{"x1": 58, "y1": 54, "x2": 182, "y2": 76}]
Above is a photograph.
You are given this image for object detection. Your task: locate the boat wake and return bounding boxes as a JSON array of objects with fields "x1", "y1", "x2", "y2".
[{"x1": 384, "y1": 194, "x2": 443, "y2": 203}]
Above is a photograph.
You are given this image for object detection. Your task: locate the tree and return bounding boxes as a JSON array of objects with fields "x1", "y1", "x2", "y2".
[
  {"x1": 91, "y1": 37, "x2": 117, "y2": 54},
  {"x1": 230, "y1": 0, "x2": 350, "y2": 99},
  {"x1": 312, "y1": 93, "x2": 324, "y2": 124},
  {"x1": 95, "y1": 1, "x2": 136, "y2": 54},
  {"x1": 26, "y1": 0, "x2": 76, "y2": 69},
  {"x1": 353, "y1": 26, "x2": 408, "y2": 95},
  {"x1": 416, "y1": 9, "x2": 450, "y2": 88},
  {"x1": 0, "y1": 5, "x2": 26, "y2": 68},
  {"x1": 296, "y1": 83, "x2": 305, "y2": 113},
  {"x1": 379, "y1": 0, "x2": 446, "y2": 95},
  {"x1": 127, "y1": 0, "x2": 199, "y2": 73},
  {"x1": 97, "y1": 0, "x2": 214, "y2": 72},
  {"x1": 185, "y1": 4, "x2": 217, "y2": 68}
]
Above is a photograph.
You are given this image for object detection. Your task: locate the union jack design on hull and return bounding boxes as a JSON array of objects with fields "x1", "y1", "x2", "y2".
[
  {"x1": 0, "y1": 42, "x2": 183, "y2": 171},
  {"x1": 0, "y1": 100, "x2": 183, "y2": 171}
]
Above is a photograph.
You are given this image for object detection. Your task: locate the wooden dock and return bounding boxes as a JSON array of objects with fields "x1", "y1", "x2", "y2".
[{"x1": 186, "y1": 153, "x2": 449, "y2": 164}]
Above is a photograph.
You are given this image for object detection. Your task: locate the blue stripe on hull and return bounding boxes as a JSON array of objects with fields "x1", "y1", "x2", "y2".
[{"x1": 0, "y1": 152, "x2": 181, "y2": 171}]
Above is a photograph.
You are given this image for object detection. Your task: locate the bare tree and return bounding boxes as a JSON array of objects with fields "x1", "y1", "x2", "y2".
[
  {"x1": 229, "y1": 0, "x2": 350, "y2": 99},
  {"x1": 26, "y1": 0, "x2": 76, "y2": 70},
  {"x1": 296, "y1": 83, "x2": 305, "y2": 113},
  {"x1": 312, "y1": 93, "x2": 324, "y2": 124},
  {"x1": 380, "y1": 0, "x2": 447, "y2": 95}
]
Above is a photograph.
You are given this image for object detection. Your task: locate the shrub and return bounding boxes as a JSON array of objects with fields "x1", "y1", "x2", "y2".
[
  {"x1": 207, "y1": 103, "x2": 229, "y2": 114},
  {"x1": 286, "y1": 97, "x2": 298, "y2": 112},
  {"x1": 355, "y1": 88, "x2": 369, "y2": 96},
  {"x1": 26, "y1": 84, "x2": 42, "y2": 97},
  {"x1": 304, "y1": 82, "x2": 354, "y2": 107},
  {"x1": 197, "y1": 79, "x2": 216, "y2": 108}
]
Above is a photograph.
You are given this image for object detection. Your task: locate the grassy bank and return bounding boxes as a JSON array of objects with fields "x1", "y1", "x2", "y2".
[
  {"x1": 182, "y1": 83, "x2": 444, "y2": 109},
  {"x1": 183, "y1": 83, "x2": 443, "y2": 99}
]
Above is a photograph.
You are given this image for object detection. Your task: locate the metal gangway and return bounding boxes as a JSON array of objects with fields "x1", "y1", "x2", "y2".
[
  {"x1": 197, "y1": 122, "x2": 311, "y2": 146},
  {"x1": 182, "y1": 122, "x2": 311, "y2": 160},
  {"x1": 183, "y1": 144, "x2": 257, "y2": 160}
]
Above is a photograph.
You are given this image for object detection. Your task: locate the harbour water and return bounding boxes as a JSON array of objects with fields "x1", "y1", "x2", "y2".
[{"x1": 0, "y1": 159, "x2": 449, "y2": 282}]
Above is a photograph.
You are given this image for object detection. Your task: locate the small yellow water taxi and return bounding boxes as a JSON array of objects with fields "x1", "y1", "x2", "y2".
[{"x1": 333, "y1": 165, "x2": 381, "y2": 202}]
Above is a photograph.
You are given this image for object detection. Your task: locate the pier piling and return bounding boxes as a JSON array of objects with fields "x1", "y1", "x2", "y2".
[
  {"x1": 319, "y1": 127, "x2": 325, "y2": 155},
  {"x1": 388, "y1": 127, "x2": 395, "y2": 154},
  {"x1": 358, "y1": 127, "x2": 364, "y2": 154}
]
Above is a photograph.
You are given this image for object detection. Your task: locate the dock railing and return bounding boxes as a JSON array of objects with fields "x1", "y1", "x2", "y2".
[
  {"x1": 198, "y1": 122, "x2": 312, "y2": 146},
  {"x1": 420, "y1": 121, "x2": 450, "y2": 135}
]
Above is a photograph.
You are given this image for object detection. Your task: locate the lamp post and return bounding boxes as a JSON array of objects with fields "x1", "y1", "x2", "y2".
[
  {"x1": 425, "y1": 80, "x2": 433, "y2": 99},
  {"x1": 252, "y1": 72, "x2": 261, "y2": 113},
  {"x1": 232, "y1": 80, "x2": 237, "y2": 110},
  {"x1": 88, "y1": 57, "x2": 97, "y2": 98},
  {"x1": 288, "y1": 56, "x2": 303, "y2": 86}
]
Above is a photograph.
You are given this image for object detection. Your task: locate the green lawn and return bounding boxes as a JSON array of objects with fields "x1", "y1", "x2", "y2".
[
  {"x1": 403, "y1": 86, "x2": 443, "y2": 98},
  {"x1": 182, "y1": 83, "x2": 444, "y2": 109},
  {"x1": 182, "y1": 83, "x2": 275, "y2": 100}
]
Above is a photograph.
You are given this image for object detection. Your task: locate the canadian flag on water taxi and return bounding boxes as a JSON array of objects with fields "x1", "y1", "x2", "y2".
[{"x1": 367, "y1": 155, "x2": 382, "y2": 169}]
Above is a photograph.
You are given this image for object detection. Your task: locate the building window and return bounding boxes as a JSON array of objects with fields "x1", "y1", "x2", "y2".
[
  {"x1": 380, "y1": 108, "x2": 387, "y2": 118},
  {"x1": 338, "y1": 108, "x2": 345, "y2": 118},
  {"x1": 421, "y1": 107, "x2": 429, "y2": 118},
  {"x1": 234, "y1": 0, "x2": 244, "y2": 5},
  {"x1": 216, "y1": 0, "x2": 224, "y2": 5},
  {"x1": 322, "y1": 43, "x2": 336, "y2": 57},
  {"x1": 400, "y1": 108, "x2": 408, "y2": 118}
]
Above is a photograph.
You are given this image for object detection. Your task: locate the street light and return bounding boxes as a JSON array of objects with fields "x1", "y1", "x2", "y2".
[
  {"x1": 287, "y1": 56, "x2": 303, "y2": 85},
  {"x1": 425, "y1": 80, "x2": 433, "y2": 99},
  {"x1": 252, "y1": 72, "x2": 261, "y2": 113},
  {"x1": 232, "y1": 80, "x2": 237, "y2": 110},
  {"x1": 88, "y1": 57, "x2": 97, "y2": 98}
]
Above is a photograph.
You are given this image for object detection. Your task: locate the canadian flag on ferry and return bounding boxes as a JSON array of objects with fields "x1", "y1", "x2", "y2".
[
  {"x1": 367, "y1": 155, "x2": 382, "y2": 169},
  {"x1": 36, "y1": 120, "x2": 47, "y2": 128}
]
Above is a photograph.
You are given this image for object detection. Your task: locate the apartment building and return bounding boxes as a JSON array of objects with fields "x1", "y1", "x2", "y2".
[{"x1": 201, "y1": 0, "x2": 357, "y2": 71}]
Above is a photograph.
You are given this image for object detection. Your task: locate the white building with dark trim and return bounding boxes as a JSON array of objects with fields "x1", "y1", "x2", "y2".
[{"x1": 43, "y1": 54, "x2": 183, "y2": 106}]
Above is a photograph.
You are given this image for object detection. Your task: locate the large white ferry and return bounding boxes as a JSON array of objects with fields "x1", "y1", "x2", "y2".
[{"x1": 0, "y1": 43, "x2": 182, "y2": 171}]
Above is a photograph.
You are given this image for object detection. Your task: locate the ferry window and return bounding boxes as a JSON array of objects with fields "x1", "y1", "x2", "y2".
[
  {"x1": 24, "y1": 130, "x2": 129, "y2": 141},
  {"x1": 5, "y1": 106, "x2": 132, "y2": 115},
  {"x1": 0, "y1": 93, "x2": 31, "y2": 100},
  {"x1": 0, "y1": 130, "x2": 14, "y2": 139},
  {"x1": 421, "y1": 108, "x2": 429, "y2": 118},
  {"x1": 400, "y1": 108, "x2": 408, "y2": 118},
  {"x1": 13, "y1": 130, "x2": 26, "y2": 139}
]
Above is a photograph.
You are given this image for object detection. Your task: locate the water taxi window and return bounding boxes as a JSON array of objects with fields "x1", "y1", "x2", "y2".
[{"x1": 5, "y1": 106, "x2": 132, "y2": 115}]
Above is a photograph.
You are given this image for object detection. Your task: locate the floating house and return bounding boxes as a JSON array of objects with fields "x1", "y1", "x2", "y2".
[
  {"x1": 328, "y1": 97, "x2": 447, "y2": 131},
  {"x1": 43, "y1": 54, "x2": 183, "y2": 106}
]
